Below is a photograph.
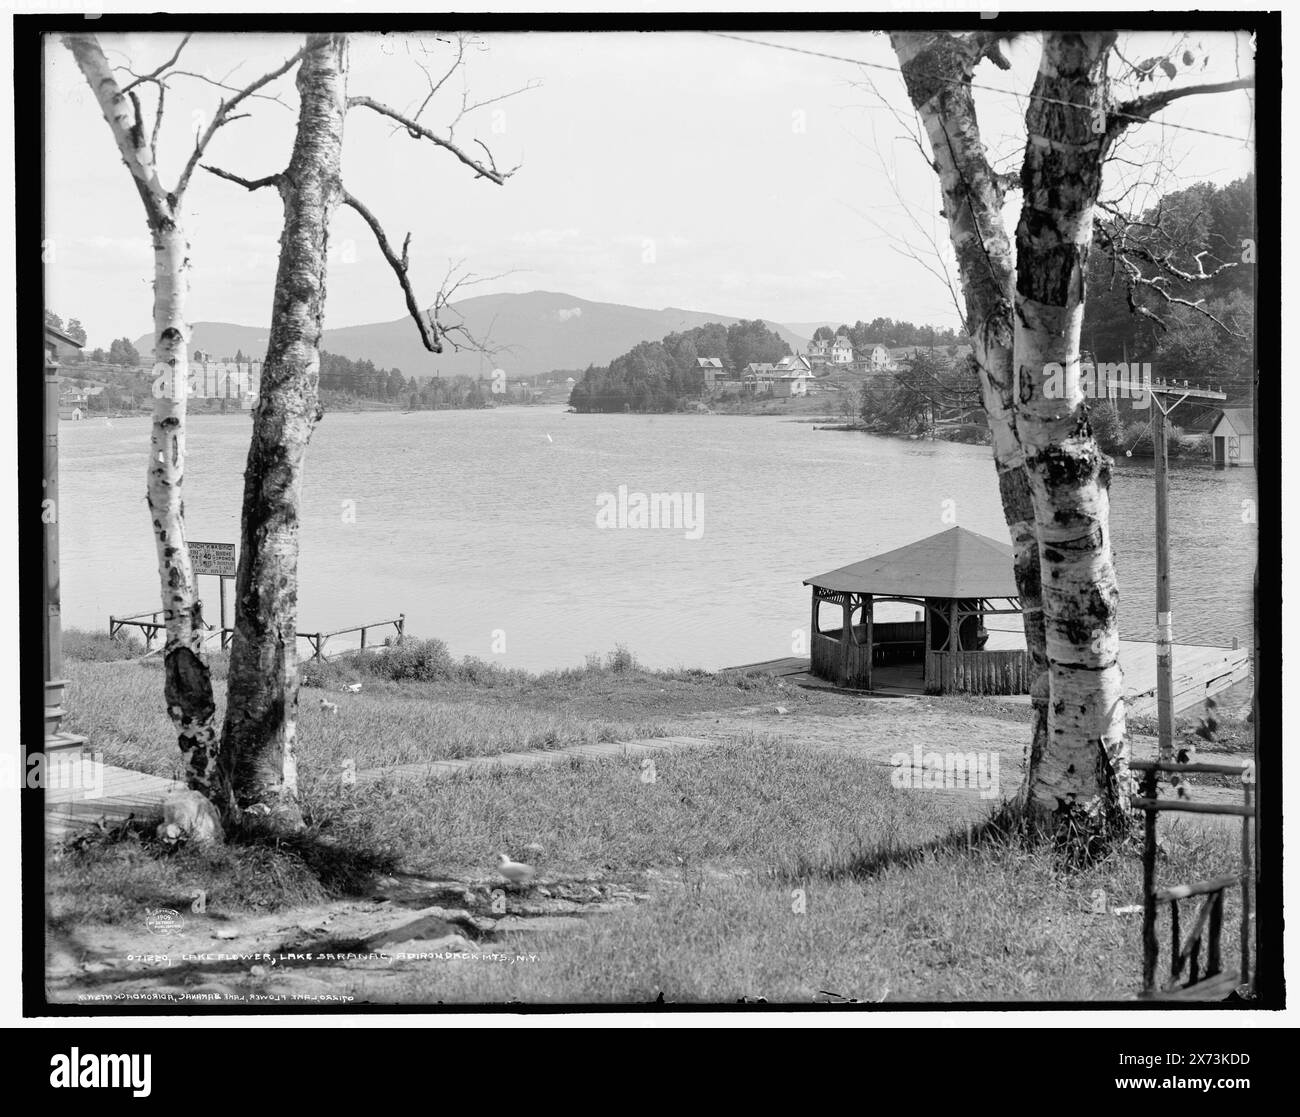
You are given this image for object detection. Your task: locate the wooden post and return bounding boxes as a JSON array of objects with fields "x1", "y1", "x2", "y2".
[
  {"x1": 1241, "y1": 779, "x2": 1253, "y2": 988},
  {"x1": 810, "y1": 590, "x2": 818, "y2": 664},
  {"x1": 1153, "y1": 396, "x2": 1174, "y2": 762},
  {"x1": 1148, "y1": 383, "x2": 1223, "y2": 762},
  {"x1": 219, "y1": 575, "x2": 229, "y2": 652},
  {"x1": 1141, "y1": 767, "x2": 1159, "y2": 993},
  {"x1": 865, "y1": 593, "x2": 873, "y2": 691},
  {"x1": 923, "y1": 600, "x2": 932, "y2": 691},
  {"x1": 360, "y1": 623, "x2": 367, "y2": 651},
  {"x1": 841, "y1": 595, "x2": 851, "y2": 686},
  {"x1": 1206, "y1": 890, "x2": 1223, "y2": 978},
  {"x1": 44, "y1": 346, "x2": 66, "y2": 738}
]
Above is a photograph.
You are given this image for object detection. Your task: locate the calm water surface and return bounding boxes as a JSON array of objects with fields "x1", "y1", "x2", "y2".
[{"x1": 59, "y1": 407, "x2": 1256, "y2": 671}]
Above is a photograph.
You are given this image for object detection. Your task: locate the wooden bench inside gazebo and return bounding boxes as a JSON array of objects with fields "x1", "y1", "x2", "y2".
[{"x1": 804, "y1": 526, "x2": 1029, "y2": 696}]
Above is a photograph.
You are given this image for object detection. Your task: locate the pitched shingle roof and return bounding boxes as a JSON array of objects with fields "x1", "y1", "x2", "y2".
[{"x1": 804, "y1": 526, "x2": 1018, "y2": 598}]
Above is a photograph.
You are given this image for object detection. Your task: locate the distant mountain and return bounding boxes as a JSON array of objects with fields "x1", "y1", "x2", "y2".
[
  {"x1": 136, "y1": 292, "x2": 809, "y2": 378},
  {"x1": 784, "y1": 322, "x2": 837, "y2": 338}
]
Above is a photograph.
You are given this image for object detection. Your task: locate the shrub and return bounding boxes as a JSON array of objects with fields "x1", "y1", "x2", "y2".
[
  {"x1": 1119, "y1": 420, "x2": 1152, "y2": 457},
  {"x1": 458, "y1": 655, "x2": 499, "y2": 685},
  {"x1": 1170, "y1": 429, "x2": 1209, "y2": 458},
  {"x1": 369, "y1": 637, "x2": 454, "y2": 682},
  {"x1": 1088, "y1": 401, "x2": 1124, "y2": 452},
  {"x1": 299, "y1": 659, "x2": 332, "y2": 689},
  {"x1": 64, "y1": 628, "x2": 144, "y2": 662},
  {"x1": 605, "y1": 644, "x2": 637, "y2": 673}
]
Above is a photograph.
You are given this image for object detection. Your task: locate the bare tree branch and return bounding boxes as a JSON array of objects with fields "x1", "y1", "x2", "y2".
[
  {"x1": 428, "y1": 260, "x2": 516, "y2": 356},
  {"x1": 406, "y1": 33, "x2": 468, "y2": 126},
  {"x1": 1109, "y1": 76, "x2": 1254, "y2": 137},
  {"x1": 120, "y1": 32, "x2": 192, "y2": 93},
  {"x1": 340, "y1": 190, "x2": 441, "y2": 353},
  {"x1": 347, "y1": 94, "x2": 519, "y2": 184},
  {"x1": 167, "y1": 69, "x2": 296, "y2": 112},
  {"x1": 176, "y1": 42, "x2": 315, "y2": 197},
  {"x1": 150, "y1": 82, "x2": 167, "y2": 153},
  {"x1": 201, "y1": 164, "x2": 284, "y2": 192}
]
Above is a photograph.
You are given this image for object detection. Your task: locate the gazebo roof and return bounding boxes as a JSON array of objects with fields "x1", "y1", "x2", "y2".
[{"x1": 804, "y1": 526, "x2": 1018, "y2": 599}]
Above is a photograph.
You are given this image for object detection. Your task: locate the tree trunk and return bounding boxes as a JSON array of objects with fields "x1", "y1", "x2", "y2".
[
  {"x1": 65, "y1": 35, "x2": 223, "y2": 795},
  {"x1": 1014, "y1": 32, "x2": 1130, "y2": 816},
  {"x1": 219, "y1": 34, "x2": 348, "y2": 820},
  {"x1": 891, "y1": 32, "x2": 1050, "y2": 794}
]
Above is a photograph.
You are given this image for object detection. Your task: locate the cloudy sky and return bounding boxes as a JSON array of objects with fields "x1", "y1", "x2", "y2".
[{"x1": 44, "y1": 29, "x2": 1255, "y2": 349}]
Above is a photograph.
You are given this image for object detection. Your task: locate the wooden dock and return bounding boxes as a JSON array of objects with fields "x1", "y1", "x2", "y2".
[{"x1": 726, "y1": 637, "x2": 1250, "y2": 716}]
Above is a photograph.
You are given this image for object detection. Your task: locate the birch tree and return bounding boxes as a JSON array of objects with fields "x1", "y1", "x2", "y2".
[
  {"x1": 64, "y1": 33, "x2": 307, "y2": 798},
  {"x1": 888, "y1": 30, "x2": 1252, "y2": 822},
  {"x1": 203, "y1": 33, "x2": 524, "y2": 820}
]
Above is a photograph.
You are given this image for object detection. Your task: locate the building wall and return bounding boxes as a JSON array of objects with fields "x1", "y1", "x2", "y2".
[{"x1": 1212, "y1": 417, "x2": 1255, "y2": 465}]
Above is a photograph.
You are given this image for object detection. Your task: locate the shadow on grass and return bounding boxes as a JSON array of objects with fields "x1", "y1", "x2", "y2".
[
  {"x1": 776, "y1": 800, "x2": 1137, "y2": 884},
  {"x1": 47, "y1": 813, "x2": 401, "y2": 934}
]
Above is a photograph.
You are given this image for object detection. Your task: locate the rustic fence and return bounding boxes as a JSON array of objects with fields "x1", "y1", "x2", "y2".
[
  {"x1": 925, "y1": 648, "x2": 1028, "y2": 695},
  {"x1": 301, "y1": 615, "x2": 405, "y2": 661},
  {"x1": 109, "y1": 610, "x2": 405, "y2": 662},
  {"x1": 1132, "y1": 757, "x2": 1255, "y2": 1000}
]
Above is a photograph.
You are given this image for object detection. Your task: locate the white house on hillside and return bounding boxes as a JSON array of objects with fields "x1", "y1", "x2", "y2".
[
  {"x1": 696, "y1": 356, "x2": 725, "y2": 390},
  {"x1": 870, "y1": 344, "x2": 895, "y2": 371},
  {"x1": 831, "y1": 335, "x2": 854, "y2": 364}
]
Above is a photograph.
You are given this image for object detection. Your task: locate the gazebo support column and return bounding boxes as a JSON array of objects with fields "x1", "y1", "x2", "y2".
[
  {"x1": 840, "y1": 595, "x2": 852, "y2": 685},
  {"x1": 865, "y1": 594, "x2": 873, "y2": 691}
]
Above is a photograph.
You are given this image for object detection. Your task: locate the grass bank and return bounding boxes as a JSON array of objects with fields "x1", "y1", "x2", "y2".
[{"x1": 49, "y1": 629, "x2": 1252, "y2": 1003}]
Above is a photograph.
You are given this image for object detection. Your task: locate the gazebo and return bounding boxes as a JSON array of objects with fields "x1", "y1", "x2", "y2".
[{"x1": 804, "y1": 526, "x2": 1029, "y2": 695}]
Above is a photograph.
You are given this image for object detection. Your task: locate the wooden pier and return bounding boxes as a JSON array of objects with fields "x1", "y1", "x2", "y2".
[{"x1": 726, "y1": 636, "x2": 1250, "y2": 716}]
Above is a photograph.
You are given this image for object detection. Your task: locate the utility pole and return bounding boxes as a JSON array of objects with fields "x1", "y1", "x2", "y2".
[{"x1": 1148, "y1": 378, "x2": 1226, "y2": 761}]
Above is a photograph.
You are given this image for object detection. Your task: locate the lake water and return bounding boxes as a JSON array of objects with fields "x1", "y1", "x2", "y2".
[{"x1": 58, "y1": 407, "x2": 1256, "y2": 671}]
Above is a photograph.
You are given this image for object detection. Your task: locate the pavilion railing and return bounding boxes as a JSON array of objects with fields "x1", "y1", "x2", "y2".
[
  {"x1": 811, "y1": 630, "x2": 842, "y2": 681},
  {"x1": 925, "y1": 647, "x2": 1028, "y2": 695},
  {"x1": 868, "y1": 621, "x2": 925, "y2": 665}
]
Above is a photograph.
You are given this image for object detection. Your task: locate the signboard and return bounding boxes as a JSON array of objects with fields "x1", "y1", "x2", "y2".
[{"x1": 191, "y1": 541, "x2": 237, "y2": 578}]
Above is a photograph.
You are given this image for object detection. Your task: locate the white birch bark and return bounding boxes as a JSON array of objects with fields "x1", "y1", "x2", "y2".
[
  {"x1": 219, "y1": 34, "x2": 348, "y2": 818},
  {"x1": 1014, "y1": 32, "x2": 1130, "y2": 815},
  {"x1": 65, "y1": 35, "x2": 222, "y2": 793}
]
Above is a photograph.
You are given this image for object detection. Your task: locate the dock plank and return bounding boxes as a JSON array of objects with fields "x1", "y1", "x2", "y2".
[{"x1": 723, "y1": 640, "x2": 1250, "y2": 716}]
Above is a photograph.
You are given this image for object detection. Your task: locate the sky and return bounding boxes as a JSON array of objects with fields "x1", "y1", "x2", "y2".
[{"x1": 43, "y1": 28, "x2": 1256, "y2": 349}]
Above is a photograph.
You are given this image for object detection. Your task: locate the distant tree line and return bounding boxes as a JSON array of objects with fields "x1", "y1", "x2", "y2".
[
  {"x1": 1084, "y1": 173, "x2": 1254, "y2": 404},
  {"x1": 569, "y1": 319, "x2": 791, "y2": 412},
  {"x1": 858, "y1": 347, "x2": 982, "y2": 436},
  {"x1": 813, "y1": 319, "x2": 970, "y2": 352}
]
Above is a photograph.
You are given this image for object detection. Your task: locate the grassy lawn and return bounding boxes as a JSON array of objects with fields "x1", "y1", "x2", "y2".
[
  {"x1": 49, "y1": 629, "x2": 1253, "y2": 1003},
  {"x1": 61, "y1": 629, "x2": 827, "y2": 779}
]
